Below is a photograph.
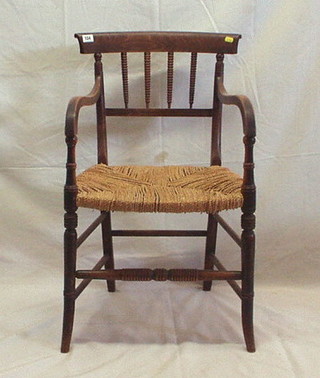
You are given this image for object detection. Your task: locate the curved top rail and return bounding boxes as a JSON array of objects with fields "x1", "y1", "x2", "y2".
[{"x1": 74, "y1": 31, "x2": 241, "y2": 54}]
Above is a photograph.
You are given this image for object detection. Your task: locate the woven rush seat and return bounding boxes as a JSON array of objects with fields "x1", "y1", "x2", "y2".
[{"x1": 76, "y1": 164, "x2": 243, "y2": 213}]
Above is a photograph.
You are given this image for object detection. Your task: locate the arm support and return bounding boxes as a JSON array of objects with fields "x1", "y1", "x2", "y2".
[
  {"x1": 216, "y1": 77, "x2": 256, "y2": 214},
  {"x1": 65, "y1": 75, "x2": 102, "y2": 137},
  {"x1": 64, "y1": 76, "x2": 102, "y2": 189},
  {"x1": 216, "y1": 77, "x2": 256, "y2": 138}
]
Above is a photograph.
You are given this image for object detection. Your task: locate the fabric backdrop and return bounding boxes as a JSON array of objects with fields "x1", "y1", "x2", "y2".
[{"x1": 1, "y1": 1, "x2": 319, "y2": 377}]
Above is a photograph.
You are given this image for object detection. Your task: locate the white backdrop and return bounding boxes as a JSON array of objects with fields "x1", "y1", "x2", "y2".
[{"x1": 1, "y1": 1, "x2": 319, "y2": 377}]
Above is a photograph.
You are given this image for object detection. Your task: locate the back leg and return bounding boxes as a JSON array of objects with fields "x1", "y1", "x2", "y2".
[
  {"x1": 203, "y1": 214, "x2": 218, "y2": 291},
  {"x1": 241, "y1": 222, "x2": 256, "y2": 352},
  {"x1": 61, "y1": 225, "x2": 77, "y2": 353},
  {"x1": 101, "y1": 211, "x2": 116, "y2": 292}
]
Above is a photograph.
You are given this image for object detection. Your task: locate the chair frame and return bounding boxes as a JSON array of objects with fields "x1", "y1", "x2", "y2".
[{"x1": 61, "y1": 32, "x2": 256, "y2": 353}]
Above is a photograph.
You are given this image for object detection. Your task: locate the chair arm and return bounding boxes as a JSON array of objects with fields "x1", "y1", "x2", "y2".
[
  {"x1": 64, "y1": 76, "x2": 102, "y2": 189},
  {"x1": 216, "y1": 77, "x2": 256, "y2": 138},
  {"x1": 65, "y1": 75, "x2": 102, "y2": 137},
  {"x1": 216, "y1": 77, "x2": 256, "y2": 210}
]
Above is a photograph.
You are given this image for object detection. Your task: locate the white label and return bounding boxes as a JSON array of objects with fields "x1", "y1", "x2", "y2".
[{"x1": 82, "y1": 34, "x2": 94, "y2": 43}]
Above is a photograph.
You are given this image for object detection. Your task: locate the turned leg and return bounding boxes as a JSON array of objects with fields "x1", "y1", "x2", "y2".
[
  {"x1": 203, "y1": 214, "x2": 218, "y2": 291},
  {"x1": 101, "y1": 211, "x2": 115, "y2": 292},
  {"x1": 61, "y1": 294, "x2": 75, "y2": 353}
]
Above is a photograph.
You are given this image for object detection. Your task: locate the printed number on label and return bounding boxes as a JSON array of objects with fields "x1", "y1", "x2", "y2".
[{"x1": 82, "y1": 34, "x2": 94, "y2": 43}]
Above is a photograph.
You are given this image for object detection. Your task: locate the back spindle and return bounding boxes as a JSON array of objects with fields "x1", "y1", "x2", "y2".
[
  {"x1": 167, "y1": 52, "x2": 174, "y2": 108},
  {"x1": 189, "y1": 52, "x2": 198, "y2": 109},
  {"x1": 144, "y1": 52, "x2": 151, "y2": 108},
  {"x1": 120, "y1": 52, "x2": 129, "y2": 108}
]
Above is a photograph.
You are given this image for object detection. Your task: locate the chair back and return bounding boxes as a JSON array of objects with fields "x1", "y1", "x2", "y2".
[{"x1": 75, "y1": 32, "x2": 241, "y2": 164}]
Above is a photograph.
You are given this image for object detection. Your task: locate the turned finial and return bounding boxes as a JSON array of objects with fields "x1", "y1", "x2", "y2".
[
  {"x1": 216, "y1": 53, "x2": 224, "y2": 62},
  {"x1": 94, "y1": 52, "x2": 102, "y2": 62}
]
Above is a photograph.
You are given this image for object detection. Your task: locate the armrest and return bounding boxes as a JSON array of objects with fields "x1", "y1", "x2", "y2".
[
  {"x1": 65, "y1": 75, "x2": 102, "y2": 137},
  {"x1": 216, "y1": 77, "x2": 256, "y2": 138}
]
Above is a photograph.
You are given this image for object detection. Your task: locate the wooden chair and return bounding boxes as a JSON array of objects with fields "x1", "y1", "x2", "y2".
[{"x1": 61, "y1": 32, "x2": 256, "y2": 353}]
